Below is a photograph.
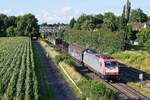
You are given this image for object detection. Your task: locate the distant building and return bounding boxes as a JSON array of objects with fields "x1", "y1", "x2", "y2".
[
  {"x1": 144, "y1": 21, "x2": 150, "y2": 28},
  {"x1": 39, "y1": 24, "x2": 68, "y2": 38},
  {"x1": 129, "y1": 21, "x2": 150, "y2": 31}
]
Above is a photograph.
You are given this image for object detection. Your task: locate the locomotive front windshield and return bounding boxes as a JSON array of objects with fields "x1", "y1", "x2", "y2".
[{"x1": 105, "y1": 61, "x2": 117, "y2": 69}]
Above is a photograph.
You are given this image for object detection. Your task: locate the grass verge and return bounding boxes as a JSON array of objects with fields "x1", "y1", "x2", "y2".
[
  {"x1": 112, "y1": 51, "x2": 150, "y2": 73},
  {"x1": 32, "y1": 41, "x2": 55, "y2": 100},
  {"x1": 128, "y1": 82, "x2": 150, "y2": 98}
]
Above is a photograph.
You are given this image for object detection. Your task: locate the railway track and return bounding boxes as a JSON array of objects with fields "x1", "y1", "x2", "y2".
[
  {"x1": 72, "y1": 59, "x2": 149, "y2": 100},
  {"x1": 47, "y1": 41, "x2": 150, "y2": 100}
]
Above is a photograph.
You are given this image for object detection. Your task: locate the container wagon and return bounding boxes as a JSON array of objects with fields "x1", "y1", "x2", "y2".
[
  {"x1": 47, "y1": 36, "x2": 62, "y2": 46},
  {"x1": 68, "y1": 44, "x2": 119, "y2": 80}
]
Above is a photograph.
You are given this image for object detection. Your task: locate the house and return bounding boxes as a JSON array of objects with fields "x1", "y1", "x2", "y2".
[
  {"x1": 129, "y1": 22, "x2": 145, "y2": 31},
  {"x1": 129, "y1": 21, "x2": 150, "y2": 31},
  {"x1": 144, "y1": 21, "x2": 150, "y2": 28}
]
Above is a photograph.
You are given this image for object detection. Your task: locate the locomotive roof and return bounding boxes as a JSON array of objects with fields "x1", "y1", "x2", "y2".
[
  {"x1": 69, "y1": 44, "x2": 84, "y2": 51},
  {"x1": 95, "y1": 54, "x2": 114, "y2": 59}
]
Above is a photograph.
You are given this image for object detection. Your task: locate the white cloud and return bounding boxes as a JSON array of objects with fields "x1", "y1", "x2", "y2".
[
  {"x1": 61, "y1": 6, "x2": 72, "y2": 14},
  {"x1": 36, "y1": 10, "x2": 65, "y2": 23},
  {"x1": 0, "y1": 9, "x2": 12, "y2": 15},
  {"x1": 36, "y1": 6, "x2": 73, "y2": 23},
  {"x1": 16, "y1": 12, "x2": 26, "y2": 16},
  {"x1": 0, "y1": 6, "x2": 76, "y2": 24}
]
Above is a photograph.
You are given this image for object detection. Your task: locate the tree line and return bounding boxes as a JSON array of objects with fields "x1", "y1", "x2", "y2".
[
  {"x1": 69, "y1": 1, "x2": 149, "y2": 31},
  {"x1": 0, "y1": 13, "x2": 39, "y2": 37},
  {"x1": 66, "y1": 0, "x2": 150, "y2": 53}
]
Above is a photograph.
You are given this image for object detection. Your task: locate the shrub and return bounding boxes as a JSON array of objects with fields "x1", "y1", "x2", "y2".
[
  {"x1": 77, "y1": 79, "x2": 117, "y2": 100},
  {"x1": 55, "y1": 54, "x2": 66, "y2": 64},
  {"x1": 144, "y1": 39, "x2": 150, "y2": 53},
  {"x1": 63, "y1": 58, "x2": 74, "y2": 66}
]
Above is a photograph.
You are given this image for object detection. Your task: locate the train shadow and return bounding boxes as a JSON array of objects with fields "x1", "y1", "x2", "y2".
[{"x1": 119, "y1": 63, "x2": 150, "y2": 84}]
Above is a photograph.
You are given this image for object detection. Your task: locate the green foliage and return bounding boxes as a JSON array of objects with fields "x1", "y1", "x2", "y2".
[
  {"x1": 6, "y1": 26, "x2": 15, "y2": 37},
  {"x1": 136, "y1": 28, "x2": 150, "y2": 46},
  {"x1": 0, "y1": 37, "x2": 40, "y2": 99},
  {"x1": 42, "y1": 41, "x2": 117, "y2": 100},
  {"x1": 55, "y1": 54, "x2": 74, "y2": 66},
  {"x1": 103, "y1": 12, "x2": 117, "y2": 31},
  {"x1": 144, "y1": 39, "x2": 150, "y2": 53},
  {"x1": 64, "y1": 29, "x2": 124, "y2": 53},
  {"x1": 32, "y1": 41, "x2": 55, "y2": 100},
  {"x1": 0, "y1": 13, "x2": 39, "y2": 37},
  {"x1": 69, "y1": 18, "x2": 76, "y2": 28},
  {"x1": 63, "y1": 58, "x2": 74, "y2": 66},
  {"x1": 71, "y1": 14, "x2": 103, "y2": 31},
  {"x1": 16, "y1": 13, "x2": 39, "y2": 36},
  {"x1": 55, "y1": 54, "x2": 66, "y2": 64},
  {"x1": 113, "y1": 51, "x2": 150, "y2": 72},
  {"x1": 77, "y1": 79, "x2": 117, "y2": 100},
  {"x1": 125, "y1": 0, "x2": 131, "y2": 22},
  {"x1": 129, "y1": 8, "x2": 148, "y2": 23}
]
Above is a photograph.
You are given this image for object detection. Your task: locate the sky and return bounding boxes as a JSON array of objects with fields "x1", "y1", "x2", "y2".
[{"x1": 0, "y1": 0, "x2": 149, "y2": 24}]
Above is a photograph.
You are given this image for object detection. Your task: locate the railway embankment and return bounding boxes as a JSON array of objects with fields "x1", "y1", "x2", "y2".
[
  {"x1": 113, "y1": 51, "x2": 150, "y2": 98},
  {"x1": 39, "y1": 40, "x2": 117, "y2": 100}
]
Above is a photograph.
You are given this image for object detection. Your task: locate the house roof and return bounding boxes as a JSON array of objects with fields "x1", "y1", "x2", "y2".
[{"x1": 129, "y1": 22, "x2": 145, "y2": 31}]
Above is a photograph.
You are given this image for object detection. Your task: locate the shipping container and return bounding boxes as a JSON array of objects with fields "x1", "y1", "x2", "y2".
[{"x1": 68, "y1": 45, "x2": 84, "y2": 61}]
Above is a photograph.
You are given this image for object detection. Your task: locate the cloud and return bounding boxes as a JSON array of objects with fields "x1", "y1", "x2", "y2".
[
  {"x1": 61, "y1": 6, "x2": 72, "y2": 14},
  {"x1": 0, "y1": 9, "x2": 12, "y2": 15},
  {"x1": 36, "y1": 6, "x2": 73, "y2": 23},
  {"x1": 0, "y1": 6, "x2": 77, "y2": 24},
  {"x1": 36, "y1": 10, "x2": 64, "y2": 23}
]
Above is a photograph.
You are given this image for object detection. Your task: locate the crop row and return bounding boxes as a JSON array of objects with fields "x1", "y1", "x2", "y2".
[{"x1": 0, "y1": 37, "x2": 39, "y2": 100}]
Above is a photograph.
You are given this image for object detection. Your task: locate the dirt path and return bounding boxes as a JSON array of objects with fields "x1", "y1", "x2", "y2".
[{"x1": 35, "y1": 41, "x2": 77, "y2": 100}]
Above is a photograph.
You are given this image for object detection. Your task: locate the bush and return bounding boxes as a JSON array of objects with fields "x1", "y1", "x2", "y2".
[
  {"x1": 55, "y1": 54, "x2": 66, "y2": 64},
  {"x1": 63, "y1": 58, "x2": 74, "y2": 66},
  {"x1": 77, "y1": 79, "x2": 117, "y2": 100},
  {"x1": 144, "y1": 39, "x2": 150, "y2": 53}
]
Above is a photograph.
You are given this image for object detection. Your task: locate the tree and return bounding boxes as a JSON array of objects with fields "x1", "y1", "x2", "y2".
[
  {"x1": 7, "y1": 16, "x2": 17, "y2": 27},
  {"x1": 125, "y1": 0, "x2": 131, "y2": 22},
  {"x1": 16, "y1": 13, "x2": 39, "y2": 36},
  {"x1": 136, "y1": 28, "x2": 150, "y2": 46},
  {"x1": 103, "y1": 12, "x2": 117, "y2": 31},
  {"x1": 130, "y1": 8, "x2": 148, "y2": 23},
  {"x1": 128, "y1": 25, "x2": 137, "y2": 40},
  {"x1": 40, "y1": 22, "x2": 48, "y2": 26},
  {"x1": 6, "y1": 26, "x2": 15, "y2": 37},
  {"x1": 73, "y1": 23, "x2": 81, "y2": 30},
  {"x1": 75, "y1": 14, "x2": 88, "y2": 30},
  {"x1": 69, "y1": 18, "x2": 76, "y2": 28},
  {"x1": 93, "y1": 14, "x2": 103, "y2": 28},
  {"x1": 144, "y1": 39, "x2": 150, "y2": 53},
  {"x1": 0, "y1": 14, "x2": 7, "y2": 36},
  {"x1": 119, "y1": 1, "x2": 131, "y2": 50}
]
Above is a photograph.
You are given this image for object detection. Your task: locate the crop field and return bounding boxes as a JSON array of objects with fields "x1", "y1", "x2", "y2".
[{"x1": 0, "y1": 37, "x2": 39, "y2": 99}]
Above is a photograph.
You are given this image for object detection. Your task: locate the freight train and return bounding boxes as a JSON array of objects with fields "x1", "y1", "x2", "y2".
[{"x1": 45, "y1": 36, "x2": 119, "y2": 80}]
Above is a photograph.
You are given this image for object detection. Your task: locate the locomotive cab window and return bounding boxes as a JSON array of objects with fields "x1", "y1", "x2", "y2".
[{"x1": 105, "y1": 62, "x2": 117, "y2": 69}]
